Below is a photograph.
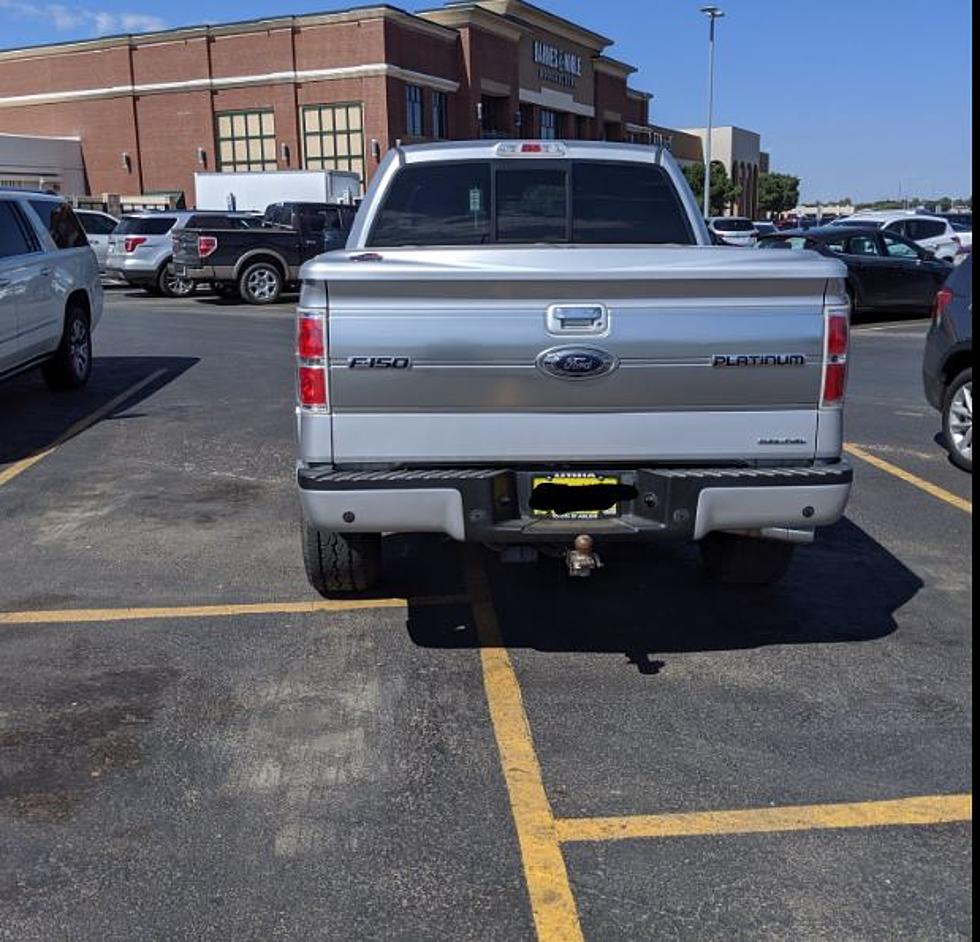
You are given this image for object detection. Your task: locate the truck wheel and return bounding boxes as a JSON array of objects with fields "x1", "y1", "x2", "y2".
[
  {"x1": 159, "y1": 263, "x2": 195, "y2": 298},
  {"x1": 239, "y1": 261, "x2": 283, "y2": 305},
  {"x1": 302, "y1": 522, "x2": 381, "y2": 595},
  {"x1": 699, "y1": 533, "x2": 795, "y2": 586},
  {"x1": 41, "y1": 301, "x2": 92, "y2": 390},
  {"x1": 942, "y1": 368, "x2": 972, "y2": 472}
]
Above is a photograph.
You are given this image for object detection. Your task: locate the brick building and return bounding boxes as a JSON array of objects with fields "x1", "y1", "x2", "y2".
[{"x1": 0, "y1": 0, "x2": 670, "y2": 206}]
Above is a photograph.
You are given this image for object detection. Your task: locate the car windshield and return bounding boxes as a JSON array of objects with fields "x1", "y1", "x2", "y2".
[
  {"x1": 114, "y1": 216, "x2": 177, "y2": 235},
  {"x1": 713, "y1": 218, "x2": 754, "y2": 232}
]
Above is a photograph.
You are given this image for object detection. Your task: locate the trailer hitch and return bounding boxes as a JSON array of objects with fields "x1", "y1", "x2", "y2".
[{"x1": 566, "y1": 534, "x2": 602, "y2": 578}]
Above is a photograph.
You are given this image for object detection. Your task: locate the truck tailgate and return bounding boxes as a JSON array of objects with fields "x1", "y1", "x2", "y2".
[{"x1": 312, "y1": 245, "x2": 845, "y2": 465}]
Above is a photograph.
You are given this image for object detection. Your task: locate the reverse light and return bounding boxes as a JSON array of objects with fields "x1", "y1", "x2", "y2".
[
  {"x1": 821, "y1": 303, "x2": 850, "y2": 406},
  {"x1": 296, "y1": 309, "x2": 328, "y2": 411},
  {"x1": 124, "y1": 236, "x2": 146, "y2": 252},
  {"x1": 198, "y1": 235, "x2": 218, "y2": 258},
  {"x1": 931, "y1": 287, "x2": 954, "y2": 327}
]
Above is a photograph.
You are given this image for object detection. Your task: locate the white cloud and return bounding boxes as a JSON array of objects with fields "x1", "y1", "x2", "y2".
[{"x1": 0, "y1": 0, "x2": 166, "y2": 35}]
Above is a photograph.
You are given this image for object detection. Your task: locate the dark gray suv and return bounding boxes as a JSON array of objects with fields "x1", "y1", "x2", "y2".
[{"x1": 923, "y1": 255, "x2": 972, "y2": 471}]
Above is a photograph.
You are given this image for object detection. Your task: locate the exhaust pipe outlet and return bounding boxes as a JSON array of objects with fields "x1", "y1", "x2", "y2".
[
  {"x1": 724, "y1": 527, "x2": 816, "y2": 545},
  {"x1": 566, "y1": 534, "x2": 602, "y2": 577}
]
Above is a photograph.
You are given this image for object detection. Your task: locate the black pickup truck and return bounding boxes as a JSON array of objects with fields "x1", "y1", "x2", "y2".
[{"x1": 173, "y1": 201, "x2": 356, "y2": 304}]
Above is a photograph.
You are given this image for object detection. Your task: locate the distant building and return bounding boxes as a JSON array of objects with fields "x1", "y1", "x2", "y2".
[
  {"x1": 0, "y1": 132, "x2": 85, "y2": 194},
  {"x1": 681, "y1": 126, "x2": 764, "y2": 218}
]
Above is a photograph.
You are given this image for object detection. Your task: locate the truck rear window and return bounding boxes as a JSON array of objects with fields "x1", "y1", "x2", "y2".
[{"x1": 368, "y1": 160, "x2": 695, "y2": 247}]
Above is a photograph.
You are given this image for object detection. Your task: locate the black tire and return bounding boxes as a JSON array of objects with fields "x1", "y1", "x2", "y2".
[
  {"x1": 942, "y1": 368, "x2": 973, "y2": 472},
  {"x1": 238, "y1": 261, "x2": 283, "y2": 305},
  {"x1": 699, "y1": 532, "x2": 795, "y2": 586},
  {"x1": 158, "y1": 262, "x2": 195, "y2": 298},
  {"x1": 41, "y1": 300, "x2": 92, "y2": 390},
  {"x1": 302, "y1": 522, "x2": 382, "y2": 595}
]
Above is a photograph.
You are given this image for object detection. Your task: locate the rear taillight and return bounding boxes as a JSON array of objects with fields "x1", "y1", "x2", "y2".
[
  {"x1": 296, "y1": 310, "x2": 328, "y2": 411},
  {"x1": 198, "y1": 235, "x2": 218, "y2": 258},
  {"x1": 124, "y1": 236, "x2": 146, "y2": 252},
  {"x1": 821, "y1": 303, "x2": 850, "y2": 406},
  {"x1": 931, "y1": 287, "x2": 954, "y2": 327}
]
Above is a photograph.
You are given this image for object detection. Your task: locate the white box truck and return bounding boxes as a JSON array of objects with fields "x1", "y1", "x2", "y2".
[{"x1": 194, "y1": 170, "x2": 360, "y2": 212}]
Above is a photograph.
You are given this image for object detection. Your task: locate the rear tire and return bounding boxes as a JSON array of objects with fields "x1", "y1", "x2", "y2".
[
  {"x1": 942, "y1": 368, "x2": 972, "y2": 472},
  {"x1": 239, "y1": 261, "x2": 283, "y2": 305},
  {"x1": 302, "y1": 522, "x2": 382, "y2": 595},
  {"x1": 42, "y1": 301, "x2": 92, "y2": 390},
  {"x1": 699, "y1": 532, "x2": 795, "y2": 586},
  {"x1": 158, "y1": 263, "x2": 195, "y2": 298}
]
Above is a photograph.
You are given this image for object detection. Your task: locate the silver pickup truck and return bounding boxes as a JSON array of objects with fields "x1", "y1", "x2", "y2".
[{"x1": 295, "y1": 141, "x2": 852, "y2": 592}]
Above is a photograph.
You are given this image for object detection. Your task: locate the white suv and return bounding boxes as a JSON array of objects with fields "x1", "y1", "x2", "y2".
[
  {"x1": 830, "y1": 211, "x2": 964, "y2": 262},
  {"x1": 0, "y1": 190, "x2": 103, "y2": 388}
]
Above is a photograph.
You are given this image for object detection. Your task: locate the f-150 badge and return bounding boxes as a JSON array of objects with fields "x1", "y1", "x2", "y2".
[{"x1": 712, "y1": 354, "x2": 806, "y2": 367}]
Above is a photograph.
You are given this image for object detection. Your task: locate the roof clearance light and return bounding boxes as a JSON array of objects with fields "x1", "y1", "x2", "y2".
[{"x1": 496, "y1": 141, "x2": 567, "y2": 157}]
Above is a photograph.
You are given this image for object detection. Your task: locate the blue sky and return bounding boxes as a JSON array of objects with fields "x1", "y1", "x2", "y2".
[{"x1": 0, "y1": 0, "x2": 972, "y2": 201}]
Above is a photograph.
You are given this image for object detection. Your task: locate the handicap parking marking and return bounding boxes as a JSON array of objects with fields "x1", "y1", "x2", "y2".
[
  {"x1": 0, "y1": 594, "x2": 469, "y2": 626},
  {"x1": 0, "y1": 368, "x2": 167, "y2": 488},
  {"x1": 555, "y1": 794, "x2": 972, "y2": 844},
  {"x1": 845, "y1": 442, "x2": 972, "y2": 514}
]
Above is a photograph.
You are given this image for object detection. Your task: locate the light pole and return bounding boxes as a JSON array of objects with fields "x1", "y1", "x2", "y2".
[{"x1": 700, "y1": 5, "x2": 724, "y2": 220}]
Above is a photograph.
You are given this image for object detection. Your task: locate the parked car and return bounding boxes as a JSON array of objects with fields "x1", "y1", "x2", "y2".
[
  {"x1": 753, "y1": 220, "x2": 778, "y2": 236},
  {"x1": 75, "y1": 209, "x2": 118, "y2": 273},
  {"x1": 758, "y1": 226, "x2": 952, "y2": 316},
  {"x1": 106, "y1": 210, "x2": 262, "y2": 298},
  {"x1": 173, "y1": 201, "x2": 356, "y2": 304},
  {"x1": 923, "y1": 256, "x2": 972, "y2": 471},
  {"x1": 828, "y1": 211, "x2": 963, "y2": 262},
  {"x1": 706, "y1": 216, "x2": 758, "y2": 246},
  {"x1": 0, "y1": 190, "x2": 102, "y2": 388},
  {"x1": 296, "y1": 140, "x2": 853, "y2": 593}
]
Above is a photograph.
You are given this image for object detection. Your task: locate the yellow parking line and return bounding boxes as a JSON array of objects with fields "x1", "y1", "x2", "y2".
[
  {"x1": 0, "y1": 594, "x2": 466, "y2": 626},
  {"x1": 845, "y1": 442, "x2": 972, "y2": 514},
  {"x1": 463, "y1": 547, "x2": 584, "y2": 942},
  {"x1": 555, "y1": 793, "x2": 973, "y2": 844},
  {"x1": 0, "y1": 368, "x2": 167, "y2": 488}
]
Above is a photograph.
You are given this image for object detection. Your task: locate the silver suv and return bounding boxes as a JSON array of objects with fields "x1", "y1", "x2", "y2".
[
  {"x1": 0, "y1": 190, "x2": 103, "y2": 388},
  {"x1": 106, "y1": 211, "x2": 197, "y2": 297}
]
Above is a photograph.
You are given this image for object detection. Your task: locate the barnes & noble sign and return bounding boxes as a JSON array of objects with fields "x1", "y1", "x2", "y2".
[{"x1": 532, "y1": 40, "x2": 583, "y2": 89}]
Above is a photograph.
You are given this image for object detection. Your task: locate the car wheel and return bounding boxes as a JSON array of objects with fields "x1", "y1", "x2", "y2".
[
  {"x1": 158, "y1": 263, "x2": 195, "y2": 298},
  {"x1": 943, "y1": 368, "x2": 972, "y2": 472},
  {"x1": 699, "y1": 532, "x2": 795, "y2": 586},
  {"x1": 239, "y1": 261, "x2": 283, "y2": 305},
  {"x1": 41, "y1": 301, "x2": 92, "y2": 390},
  {"x1": 302, "y1": 521, "x2": 381, "y2": 595}
]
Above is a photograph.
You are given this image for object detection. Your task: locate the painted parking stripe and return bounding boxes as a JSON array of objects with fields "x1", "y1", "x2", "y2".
[
  {"x1": 555, "y1": 793, "x2": 972, "y2": 844},
  {"x1": 845, "y1": 442, "x2": 972, "y2": 514},
  {"x1": 463, "y1": 546, "x2": 584, "y2": 942},
  {"x1": 0, "y1": 368, "x2": 167, "y2": 488},
  {"x1": 0, "y1": 594, "x2": 467, "y2": 626}
]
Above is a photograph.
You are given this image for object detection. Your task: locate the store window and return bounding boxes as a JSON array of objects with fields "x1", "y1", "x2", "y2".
[
  {"x1": 540, "y1": 109, "x2": 559, "y2": 140},
  {"x1": 215, "y1": 110, "x2": 277, "y2": 172},
  {"x1": 431, "y1": 91, "x2": 449, "y2": 140},
  {"x1": 302, "y1": 103, "x2": 365, "y2": 182},
  {"x1": 406, "y1": 85, "x2": 424, "y2": 137}
]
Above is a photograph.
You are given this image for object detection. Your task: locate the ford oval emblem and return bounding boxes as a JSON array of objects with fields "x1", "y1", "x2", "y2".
[{"x1": 537, "y1": 347, "x2": 618, "y2": 380}]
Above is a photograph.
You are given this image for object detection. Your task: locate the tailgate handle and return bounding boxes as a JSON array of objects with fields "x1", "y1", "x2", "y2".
[{"x1": 548, "y1": 304, "x2": 607, "y2": 333}]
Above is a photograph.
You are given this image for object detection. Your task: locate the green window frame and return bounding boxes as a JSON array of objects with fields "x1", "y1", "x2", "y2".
[
  {"x1": 215, "y1": 110, "x2": 277, "y2": 172},
  {"x1": 302, "y1": 103, "x2": 365, "y2": 182}
]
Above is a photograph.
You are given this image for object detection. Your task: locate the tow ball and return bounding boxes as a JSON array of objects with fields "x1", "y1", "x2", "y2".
[{"x1": 566, "y1": 534, "x2": 602, "y2": 578}]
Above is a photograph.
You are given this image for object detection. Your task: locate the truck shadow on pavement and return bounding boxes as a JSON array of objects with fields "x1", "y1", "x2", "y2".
[
  {"x1": 0, "y1": 356, "x2": 198, "y2": 466},
  {"x1": 402, "y1": 518, "x2": 922, "y2": 673}
]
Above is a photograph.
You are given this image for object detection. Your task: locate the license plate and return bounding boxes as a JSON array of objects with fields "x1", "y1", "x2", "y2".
[{"x1": 531, "y1": 473, "x2": 620, "y2": 520}]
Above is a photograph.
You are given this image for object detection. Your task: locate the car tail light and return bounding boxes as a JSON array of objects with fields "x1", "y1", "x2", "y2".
[
  {"x1": 931, "y1": 287, "x2": 954, "y2": 327},
  {"x1": 296, "y1": 310, "x2": 328, "y2": 411},
  {"x1": 821, "y1": 303, "x2": 849, "y2": 406},
  {"x1": 198, "y1": 235, "x2": 218, "y2": 258},
  {"x1": 124, "y1": 236, "x2": 146, "y2": 252}
]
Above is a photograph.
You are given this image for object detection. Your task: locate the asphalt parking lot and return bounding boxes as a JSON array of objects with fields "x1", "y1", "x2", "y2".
[{"x1": 0, "y1": 289, "x2": 972, "y2": 940}]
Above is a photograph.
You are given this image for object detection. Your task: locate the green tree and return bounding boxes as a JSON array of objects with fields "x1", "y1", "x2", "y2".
[
  {"x1": 757, "y1": 172, "x2": 801, "y2": 218},
  {"x1": 683, "y1": 160, "x2": 741, "y2": 216}
]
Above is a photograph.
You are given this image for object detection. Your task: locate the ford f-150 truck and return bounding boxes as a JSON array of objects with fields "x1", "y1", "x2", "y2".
[
  {"x1": 295, "y1": 141, "x2": 853, "y2": 593},
  {"x1": 173, "y1": 201, "x2": 356, "y2": 304}
]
